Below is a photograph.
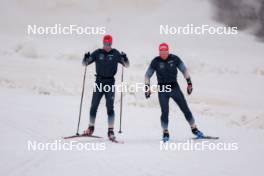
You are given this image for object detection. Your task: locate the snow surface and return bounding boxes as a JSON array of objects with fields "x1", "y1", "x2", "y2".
[{"x1": 0, "y1": 0, "x2": 264, "y2": 176}]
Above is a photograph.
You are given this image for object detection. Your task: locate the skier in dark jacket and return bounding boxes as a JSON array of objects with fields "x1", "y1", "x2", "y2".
[
  {"x1": 82, "y1": 35, "x2": 129, "y2": 140},
  {"x1": 145, "y1": 43, "x2": 204, "y2": 142}
]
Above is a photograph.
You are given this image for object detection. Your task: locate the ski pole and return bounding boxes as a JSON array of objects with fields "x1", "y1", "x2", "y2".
[
  {"x1": 76, "y1": 65, "x2": 88, "y2": 135},
  {"x1": 118, "y1": 66, "x2": 124, "y2": 133}
]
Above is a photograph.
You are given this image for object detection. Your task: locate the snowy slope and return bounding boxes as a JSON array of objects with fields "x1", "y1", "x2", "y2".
[
  {"x1": 1, "y1": 88, "x2": 264, "y2": 176},
  {"x1": 0, "y1": 0, "x2": 264, "y2": 176}
]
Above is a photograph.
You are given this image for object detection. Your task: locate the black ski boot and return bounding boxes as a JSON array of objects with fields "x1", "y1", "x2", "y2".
[
  {"x1": 191, "y1": 127, "x2": 204, "y2": 139},
  {"x1": 83, "y1": 125, "x2": 94, "y2": 136},
  {"x1": 162, "y1": 129, "x2": 170, "y2": 142},
  {"x1": 107, "y1": 128, "x2": 116, "y2": 141}
]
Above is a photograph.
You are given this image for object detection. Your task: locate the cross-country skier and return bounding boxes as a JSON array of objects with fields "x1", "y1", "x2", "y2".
[
  {"x1": 82, "y1": 34, "x2": 129, "y2": 140},
  {"x1": 145, "y1": 43, "x2": 204, "y2": 142}
]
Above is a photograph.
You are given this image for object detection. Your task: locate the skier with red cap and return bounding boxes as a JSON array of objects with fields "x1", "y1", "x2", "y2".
[
  {"x1": 145, "y1": 43, "x2": 204, "y2": 142},
  {"x1": 82, "y1": 35, "x2": 129, "y2": 141}
]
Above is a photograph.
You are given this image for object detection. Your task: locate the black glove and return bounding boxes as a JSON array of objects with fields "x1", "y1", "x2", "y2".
[
  {"x1": 120, "y1": 51, "x2": 128, "y2": 62},
  {"x1": 145, "y1": 84, "x2": 151, "y2": 99},
  {"x1": 186, "y1": 78, "x2": 193, "y2": 95},
  {"x1": 82, "y1": 52, "x2": 90, "y2": 66}
]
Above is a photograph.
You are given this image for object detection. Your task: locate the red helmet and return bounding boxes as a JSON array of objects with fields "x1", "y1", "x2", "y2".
[
  {"x1": 159, "y1": 43, "x2": 169, "y2": 51},
  {"x1": 103, "y1": 34, "x2": 113, "y2": 43}
]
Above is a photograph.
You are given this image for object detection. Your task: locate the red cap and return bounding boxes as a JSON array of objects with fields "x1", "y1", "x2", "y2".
[
  {"x1": 103, "y1": 35, "x2": 113, "y2": 43},
  {"x1": 159, "y1": 43, "x2": 169, "y2": 51}
]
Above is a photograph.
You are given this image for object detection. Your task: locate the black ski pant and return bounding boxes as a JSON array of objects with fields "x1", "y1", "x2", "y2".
[
  {"x1": 89, "y1": 81, "x2": 115, "y2": 128},
  {"x1": 158, "y1": 84, "x2": 195, "y2": 130}
]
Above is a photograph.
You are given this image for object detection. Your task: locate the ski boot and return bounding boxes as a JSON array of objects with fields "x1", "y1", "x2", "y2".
[
  {"x1": 83, "y1": 125, "x2": 94, "y2": 136},
  {"x1": 107, "y1": 128, "x2": 116, "y2": 141},
  {"x1": 191, "y1": 127, "x2": 204, "y2": 139},
  {"x1": 162, "y1": 130, "x2": 170, "y2": 142}
]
